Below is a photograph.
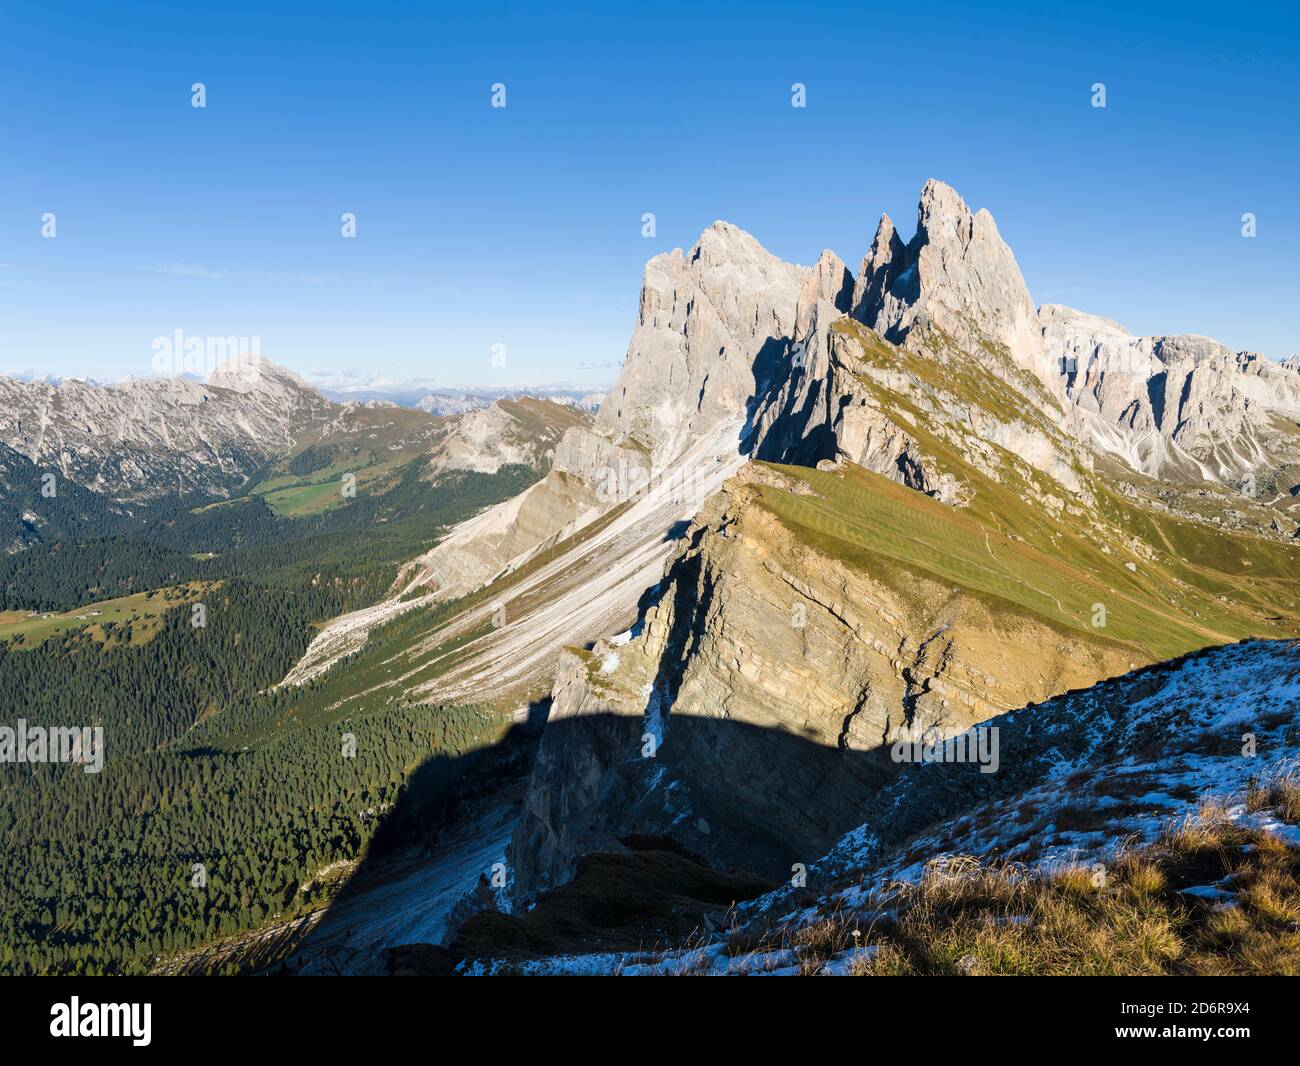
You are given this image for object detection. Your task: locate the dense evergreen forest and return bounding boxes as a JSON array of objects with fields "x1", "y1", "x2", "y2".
[
  {"x1": 0, "y1": 457, "x2": 543, "y2": 974},
  {"x1": 0, "y1": 572, "x2": 524, "y2": 976},
  {"x1": 1, "y1": 461, "x2": 539, "y2": 614}
]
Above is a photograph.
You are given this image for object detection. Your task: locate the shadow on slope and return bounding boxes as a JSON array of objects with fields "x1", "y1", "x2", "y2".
[
  {"x1": 272, "y1": 638, "x2": 1300, "y2": 975},
  {"x1": 270, "y1": 704, "x2": 905, "y2": 974}
]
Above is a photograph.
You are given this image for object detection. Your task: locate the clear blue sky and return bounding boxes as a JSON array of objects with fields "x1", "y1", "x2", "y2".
[{"x1": 1, "y1": 0, "x2": 1296, "y2": 386}]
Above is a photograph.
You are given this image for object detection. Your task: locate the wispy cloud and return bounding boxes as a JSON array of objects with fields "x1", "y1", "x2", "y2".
[{"x1": 136, "y1": 263, "x2": 343, "y2": 285}]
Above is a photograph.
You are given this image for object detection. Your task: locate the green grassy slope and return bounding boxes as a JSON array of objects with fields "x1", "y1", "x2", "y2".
[
  {"x1": 755, "y1": 321, "x2": 1300, "y2": 664},
  {"x1": 757, "y1": 462, "x2": 1299, "y2": 664},
  {"x1": 0, "y1": 581, "x2": 212, "y2": 649}
]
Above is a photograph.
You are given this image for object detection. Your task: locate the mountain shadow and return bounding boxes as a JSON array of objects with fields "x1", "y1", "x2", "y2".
[
  {"x1": 740, "y1": 335, "x2": 840, "y2": 468},
  {"x1": 257, "y1": 636, "x2": 1300, "y2": 976},
  {"x1": 246, "y1": 698, "x2": 908, "y2": 975}
]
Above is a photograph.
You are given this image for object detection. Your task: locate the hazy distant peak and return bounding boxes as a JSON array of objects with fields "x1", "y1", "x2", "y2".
[{"x1": 206, "y1": 352, "x2": 311, "y2": 394}]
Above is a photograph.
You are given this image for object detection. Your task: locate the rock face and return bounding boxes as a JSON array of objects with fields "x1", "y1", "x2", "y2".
[
  {"x1": 593, "y1": 221, "x2": 810, "y2": 466},
  {"x1": 398, "y1": 223, "x2": 819, "y2": 605},
  {"x1": 508, "y1": 463, "x2": 1136, "y2": 896},
  {"x1": 424, "y1": 398, "x2": 592, "y2": 476},
  {"x1": 1040, "y1": 304, "x2": 1300, "y2": 481},
  {"x1": 750, "y1": 313, "x2": 1082, "y2": 504},
  {"x1": 0, "y1": 354, "x2": 333, "y2": 501},
  {"x1": 851, "y1": 180, "x2": 1053, "y2": 383}
]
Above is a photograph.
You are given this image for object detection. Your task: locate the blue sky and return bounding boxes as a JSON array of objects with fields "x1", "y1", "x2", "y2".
[{"x1": 1, "y1": 0, "x2": 1296, "y2": 386}]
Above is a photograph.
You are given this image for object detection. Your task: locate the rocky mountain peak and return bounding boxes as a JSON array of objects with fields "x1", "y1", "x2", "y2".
[
  {"x1": 0, "y1": 354, "x2": 333, "y2": 502},
  {"x1": 801, "y1": 249, "x2": 854, "y2": 315},
  {"x1": 589, "y1": 220, "x2": 807, "y2": 465},
  {"x1": 206, "y1": 351, "x2": 312, "y2": 396},
  {"x1": 689, "y1": 219, "x2": 770, "y2": 265},
  {"x1": 853, "y1": 180, "x2": 1051, "y2": 382},
  {"x1": 849, "y1": 213, "x2": 905, "y2": 321}
]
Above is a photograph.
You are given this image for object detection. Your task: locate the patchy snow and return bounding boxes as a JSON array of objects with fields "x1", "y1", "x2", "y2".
[
  {"x1": 727, "y1": 640, "x2": 1300, "y2": 947},
  {"x1": 817, "y1": 944, "x2": 881, "y2": 976},
  {"x1": 1179, "y1": 884, "x2": 1235, "y2": 902},
  {"x1": 470, "y1": 641, "x2": 1300, "y2": 976},
  {"x1": 463, "y1": 942, "x2": 807, "y2": 977}
]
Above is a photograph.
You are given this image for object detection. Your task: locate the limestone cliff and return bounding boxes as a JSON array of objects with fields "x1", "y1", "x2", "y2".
[
  {"x1": 508, "y1": 463, "x2": 1140, "y2": 896},
  {"x1": 1040, "y1": 303, "x2": 1300, "y2": 482}
]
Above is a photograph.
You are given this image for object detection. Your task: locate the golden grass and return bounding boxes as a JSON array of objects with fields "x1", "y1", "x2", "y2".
[
  {"x1": 733, "y1": 793, "x2": 1300, "y2": 976},
  {"x1": 1245, "y1": 764, "x2": 1300, "y2": 823}
]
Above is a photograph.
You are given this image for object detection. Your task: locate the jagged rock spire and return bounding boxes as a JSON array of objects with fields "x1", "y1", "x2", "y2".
[
  {"x1": 589, "y1": 220, "x2": 808, "y2": 465},
  {"x1": 852, "y1": 180, "x2": 1052, "y2": 383},
  {"x1": 850, "y1": 213, "x2": 906, "y2": 324}
]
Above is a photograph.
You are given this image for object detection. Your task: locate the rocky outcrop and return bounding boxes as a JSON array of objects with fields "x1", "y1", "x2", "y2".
[
  {"x1": 750, "y1": 310, "x2": 1083, "y2": 505},
  {"x1": 851, "y1": 180, "x2": 1053, "y2": 384},
  {"x1": 1040, "y1": 303, "x2": 1300, "y2": 481}
]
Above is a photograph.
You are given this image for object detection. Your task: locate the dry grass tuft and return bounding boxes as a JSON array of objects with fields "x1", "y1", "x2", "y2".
[
  {"x1": 736, "y1": 800, "x2": 1300, "y2": 976},
  {"x1": 1245, "y1": 763, "x2": 1300, "y2": 824}
]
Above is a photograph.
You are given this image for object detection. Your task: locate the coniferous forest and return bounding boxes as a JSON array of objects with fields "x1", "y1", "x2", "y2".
[{"x1": 0, "y1": 463, "x2": 540, "y2": 974}]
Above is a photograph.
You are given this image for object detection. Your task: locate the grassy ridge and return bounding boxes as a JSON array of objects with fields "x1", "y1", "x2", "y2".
[
  {"x1": 756, "y1": 459, "x2": 1300, "y2": 663},
  {"x1": 733, "y1": 795, "x2": 1300, "y2": 976},
  {"x1": 770, "y1": 322, "x2": 1300, "y2": 664}
]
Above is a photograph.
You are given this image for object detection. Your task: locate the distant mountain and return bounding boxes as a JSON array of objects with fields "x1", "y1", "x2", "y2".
[
  {"x1": 424, "y1": 398, "x2": 594, "y2": 477},
  {"x1": 413, "y1": 387, "x2": 603, "y2": 416},
  {"x1": 0, "y1": 354, "x2": 334, "y2": 504},
  {"x1": 1041, "y1": 305, "x2": 1300, "y2": 482},
  {"x1": 306, "y1": 370, "x2": 606, "y2": 414},
  {"x1": 0, "y1": 354, "x2": 595, "y2": 557}
]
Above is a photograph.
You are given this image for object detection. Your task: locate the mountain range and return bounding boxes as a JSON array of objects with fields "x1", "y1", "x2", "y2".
[
  {"x1": 280, "y1": 179, "x2": 1300, "y2": 973},
  {"x1": 3, "y1": 179, "x2": 1298, "y2": 978}
]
